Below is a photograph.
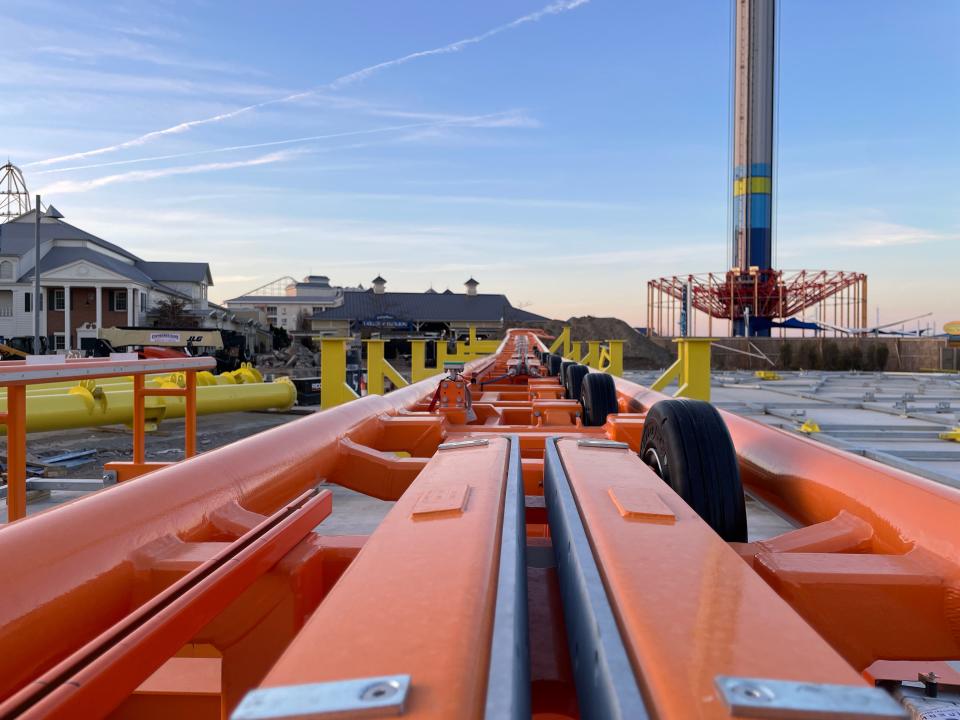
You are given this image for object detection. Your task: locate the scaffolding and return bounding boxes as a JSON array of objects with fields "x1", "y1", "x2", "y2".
[{"x1": 647, "y1": 269, "x2": 868, "y2": 337}]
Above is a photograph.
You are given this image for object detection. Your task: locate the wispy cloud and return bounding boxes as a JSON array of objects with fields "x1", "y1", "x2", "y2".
[
  {"x1": 36, "y1": 151, "x2": 298, "y2": 195},
  {"x1": 837, "y1": 222, "x2": 959, "y2": 247},
  {"x1": 33, "y1": 111, "x2": 537, "y2": 175},
  {"x1": 805, "y1": 221, "x2": 960, "y2": 248},
  {"x1": 27, "y1": 0, "x2": 587, "y2": 168},
  {"x1": 329, "y1": 0, "x2": 591, "y2": 89}
]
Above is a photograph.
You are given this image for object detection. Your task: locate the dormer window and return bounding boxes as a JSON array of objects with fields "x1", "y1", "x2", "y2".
[{"x1": 0, "y1": 261, "x2": 12, "y2": 280}]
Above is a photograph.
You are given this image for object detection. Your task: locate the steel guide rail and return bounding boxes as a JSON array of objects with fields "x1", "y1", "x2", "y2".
[{"x1": 542, "y1": 437, "x2": 650, "y2": 720}]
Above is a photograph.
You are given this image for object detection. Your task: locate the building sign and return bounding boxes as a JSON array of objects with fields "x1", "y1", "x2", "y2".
[
  {"x1": 150, "y1": 332, "x2": 182, "y2": 343},
  {"x1": 362, "y1": 314, "x2": 412, "y2": 330},
  {"x1": 944, "y1": 321, "x2": 960, "y2": 336}
]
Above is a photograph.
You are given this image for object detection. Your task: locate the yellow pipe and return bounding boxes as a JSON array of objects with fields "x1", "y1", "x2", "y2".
[{"x1": 0, "y1": 379, "x2": 296, "y2": 434}]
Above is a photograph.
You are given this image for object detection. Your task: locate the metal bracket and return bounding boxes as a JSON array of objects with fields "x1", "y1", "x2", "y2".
[
  {"x1": 576, "y1": 439, "x2": 629, "y2": 450},
  {"x1": 715, "y1": 675, "x2": 907, "y2": 719},
  {"x1": 231, "y1": 674, "x2": 410, "y2": 720},
  {"x1": 437, "y1": 439, "x2": 489, "y2": 451}
]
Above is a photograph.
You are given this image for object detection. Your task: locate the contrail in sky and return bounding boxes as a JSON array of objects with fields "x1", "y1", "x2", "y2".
[
  {"x1": 26, "y1": 0, "x2": 589, "y2": 169},
  {"x1": 36, "y1": 151, "x2": 297, "y2": 195},
  {"x1": 32, "y1": 112, "x2": 532, "y2": 175}
]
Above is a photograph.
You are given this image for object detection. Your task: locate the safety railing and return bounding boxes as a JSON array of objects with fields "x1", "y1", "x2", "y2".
[
  {"x1": 546, "y1": 327, "x2": 624, "y2": 375},
  {"x1": 0, "y1": 354, "x2": 215, "y2": 521}
]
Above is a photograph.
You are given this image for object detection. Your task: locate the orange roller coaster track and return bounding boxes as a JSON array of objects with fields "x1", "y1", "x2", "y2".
[{"x1": 0, "y1": 329, "x2": 954, "y2": 718}]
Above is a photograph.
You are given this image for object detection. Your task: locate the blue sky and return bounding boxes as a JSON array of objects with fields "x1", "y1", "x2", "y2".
[{"x1": 2, "y1": 0, "x2": 957, "y2": 329}]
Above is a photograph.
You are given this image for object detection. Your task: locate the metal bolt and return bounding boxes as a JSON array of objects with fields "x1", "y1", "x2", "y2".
[
  {"x1": 918, "y1": 671, "x2": 939, "y2": 698},
  {"x1": 732, "y1": 682, "x2": 775, "y2": 703},
  {"x1": 360, "y1": 680, "x2": 401, "y2": 703}
]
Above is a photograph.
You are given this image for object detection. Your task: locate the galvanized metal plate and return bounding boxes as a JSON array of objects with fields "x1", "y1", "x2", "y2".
[
  {"x1": 231, "y1": 674, "x2": 410, "y2": 719},
  {"x1": 437, "y1": 438, "x2": 489, "y2": 451},
  {"x1": 576, "y1": 439, "x2": 630, "y2": 450},
  {"x1": 715, "y1": 675, "x2": 907, "y2": 719}
]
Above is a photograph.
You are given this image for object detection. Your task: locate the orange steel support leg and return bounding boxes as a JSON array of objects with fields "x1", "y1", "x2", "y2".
[
  {"x1": 132, "y1": 374, "x2": 146, "y2": 467},
  {"x1": 3, "y1": 385, "x2": 27, "y2": 521},
  {"x1": 184, "y1": 370, "x2": 197, "y2": 458}
]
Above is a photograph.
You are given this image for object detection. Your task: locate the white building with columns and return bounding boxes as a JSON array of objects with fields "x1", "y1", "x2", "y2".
[{"x1": 0, "y1": 209, "x2": 213, "y2": 352}]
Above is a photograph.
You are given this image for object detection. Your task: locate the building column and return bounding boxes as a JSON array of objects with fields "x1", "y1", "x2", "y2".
[
  {"x1": 63, "y1": 284, "x2": 71, "y2": 352},
  {"x1": 95, "y1": 285, "x2": 102, "y2": 330},
  {"x1": 127, "y1": 286, "x2": 134, "y2": 326}
]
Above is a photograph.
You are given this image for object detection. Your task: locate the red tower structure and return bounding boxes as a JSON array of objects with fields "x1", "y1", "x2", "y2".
[{"x1": 648, "y1": 0, "x2": 866, "y2": 337}]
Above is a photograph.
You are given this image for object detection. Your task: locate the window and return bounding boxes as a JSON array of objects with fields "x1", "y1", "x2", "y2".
[
  {"x1": 265, "y1": 305, "x2": 277, "y2": 316},
  {"x1": 53, "y1": 289, "x2": 65, "y2": 311},
  {"x1": 312, "y1": 306, "x2": 322, "y2": 314},
  {"x1": 0, "y1": 261, "x2": 12, "y2": 280},
  {"x1": 110, "y1": 290, "x2": 128, "y2": 312},
  {"x1": 140, "y1": 292, "x2": 147, "y2": 312},
  {"x1": 24, "y1": 291, "x2": 41, "y2": 312},
  {"x1": 54, "y1": 333, "x2": 65, "y2": 350}
]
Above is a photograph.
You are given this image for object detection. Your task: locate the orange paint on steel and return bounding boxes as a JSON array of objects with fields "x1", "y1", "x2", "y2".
[
  {"x1": 184, "y1": 370, "x2": 197, "y2": 457},
  {"x1": 1, "y1": 490, "x2": 331, "y2": 720},
  {"x1": 614, "y1": 377, "x2": 960, "y2": 562},
  {"x1": 259, "y1": 437, "x2": 511, "y2": 719},
  {"x1": 2, "y1": 386, "x2": 27, "y2": 520},
  {"x1": 132, "y1": 373, "x2": 146, "y2": 465},
  {"x1": 555, "y1": 439, "x2": 864, "y2": 718},
  {"x1": 0, "y1": 349, "x2": 501, "y2": 702}
]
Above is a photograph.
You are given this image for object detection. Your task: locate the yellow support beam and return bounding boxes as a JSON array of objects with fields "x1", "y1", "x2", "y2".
[
  {"x1": 364, "y1": 340, "x2": 410, "y2": 395},
  {"x1": 410, "y1": 340, "x2": 448, "y2": 383},
  {"x1": 650, "y1": 338, "x2": 714, "y2": 402},
  {"x1": 548, "y1": 327, "x2": 580, "y2": 359},
  {"x1": 320, "y1": 338, "x2": 360, "y2": 409},
  {"x1": 581, "y1": 341, "x2": 601, "y2": 369},
  {"x1": 606, "y1": 340, "x2": 624, "y2": 377}
]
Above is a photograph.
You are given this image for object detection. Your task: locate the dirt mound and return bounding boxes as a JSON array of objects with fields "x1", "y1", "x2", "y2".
[{"x1": 542, "y1": 316, "x2": 673, "y2": 369}]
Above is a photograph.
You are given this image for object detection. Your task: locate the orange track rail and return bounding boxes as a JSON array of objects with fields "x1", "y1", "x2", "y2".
[{"x1": 0, "y1": 329, "x2": 954, "y2": 718}]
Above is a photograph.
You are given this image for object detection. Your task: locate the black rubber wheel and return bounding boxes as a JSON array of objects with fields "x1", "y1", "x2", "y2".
[
  {"x1": 639, "y1": 399, "x2": 747, "y2": 542},
  {"x1": 558, "y1": 360, "x2": 575, "y2": 390},
  {"x1": 565, "y1": 364, "x2": 589, "y2": 402},
  {"x1": 547, "y1": 353, "x2": 563, "y2": 377},
  {"x1": 580, "y1": 373, "x2": 618, "y2": 426}
]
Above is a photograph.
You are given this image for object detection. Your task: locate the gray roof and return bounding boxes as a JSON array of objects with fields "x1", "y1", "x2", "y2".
[
  {"x1": 311, "y1": 289, "x2": 548, "y2": 324},
  {"x1": 137, "y1": 261, "x2": 212, "y2": 285},
  {"x1": 1, "y1": 212, "x2": 210, "y2": 293},
  {"x1": 0, "y1": 211, "x2": 138, "y2": 261},
  {"x1": 19, "y1": 247, "x2": 155, "y2": 284}
]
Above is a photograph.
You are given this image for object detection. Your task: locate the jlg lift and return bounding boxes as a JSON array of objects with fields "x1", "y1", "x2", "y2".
[{"x1": 1, "y1": 330, "x2": 957, "y2": 718}]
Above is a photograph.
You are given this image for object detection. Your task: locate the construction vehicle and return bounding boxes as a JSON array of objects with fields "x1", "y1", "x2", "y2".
[{"x1": 96, "y1": 326, "x2": 251, "y2": 373}]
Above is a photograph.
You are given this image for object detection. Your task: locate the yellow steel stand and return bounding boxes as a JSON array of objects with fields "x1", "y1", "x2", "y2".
[
  {"x1": 581, "y1": 341, "x2": 601, "y2": 369},
  {"x1": 320, "y1": 338, "x2": 360, "y2": 409},
  {"x1": 411, "y1": 340, "x2": 449, "y2": 383},
  {"x1": 650, "y1": 338, "x2": 714, "y2": 401},
  {"x1": 548, "y1": 327, "x2": 580, "y2": 360},
  {"x1": 364, "y1": 340, "x2": 410, "y2": 395},
  {"x1": 606, "y1": 340, "x2": 624, "y2": 377}
]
